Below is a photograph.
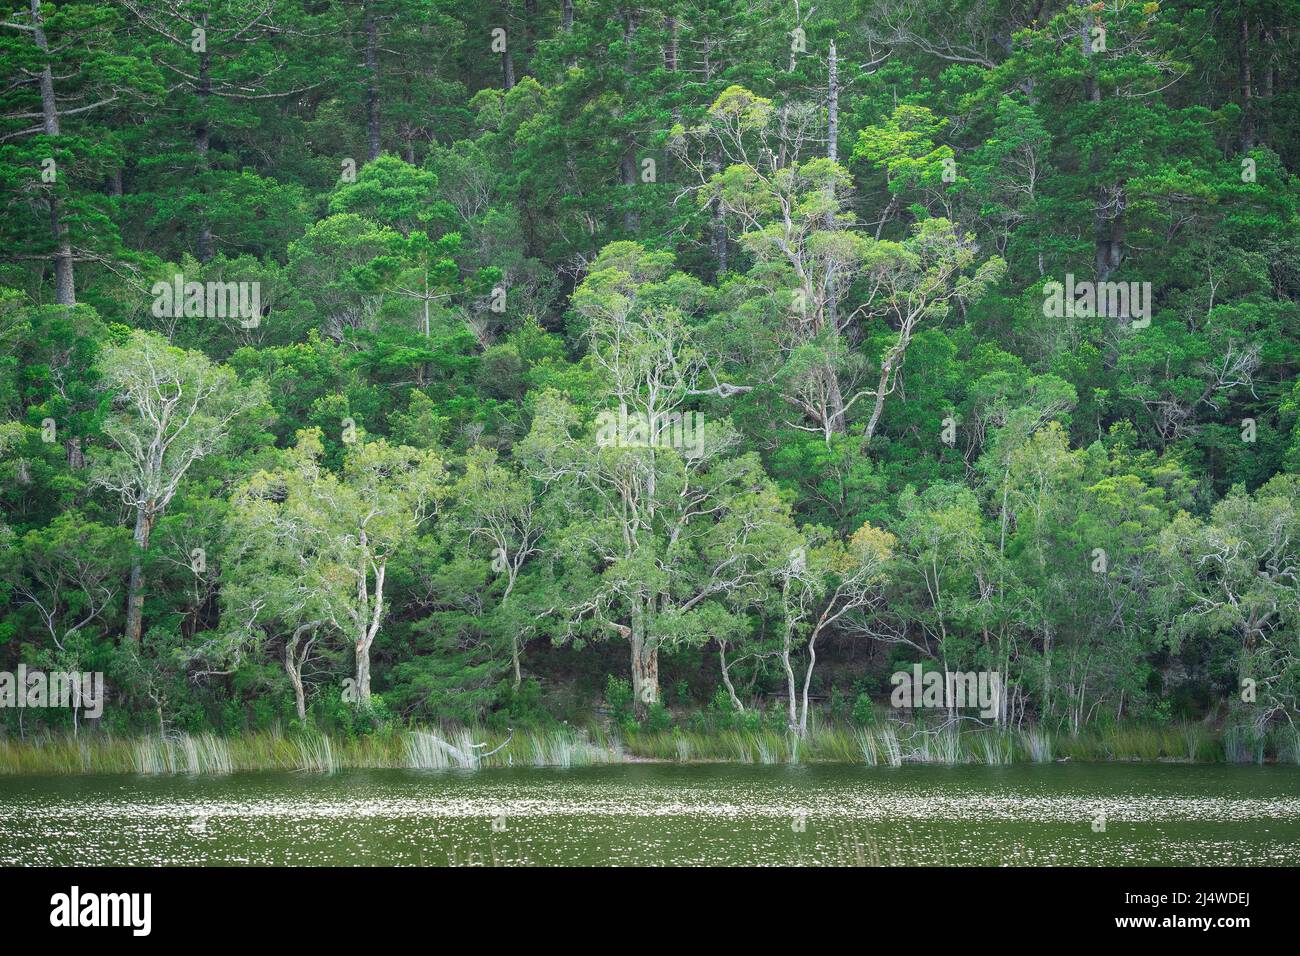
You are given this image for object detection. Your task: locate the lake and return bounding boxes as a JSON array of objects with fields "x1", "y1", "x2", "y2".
[{"x1": 2, "y1": 763, "x2": 1298, "y2": 866}]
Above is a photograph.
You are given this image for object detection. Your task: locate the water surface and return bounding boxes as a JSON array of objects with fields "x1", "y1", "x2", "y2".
[{"x1": 2, "y1": 763, "x2": 1298, "y2": 865}]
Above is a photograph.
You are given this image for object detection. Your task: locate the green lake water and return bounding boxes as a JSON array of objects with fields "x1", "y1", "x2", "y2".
[{"x1": 2, "y1": 763, "x2": 1298, "y2": 866}]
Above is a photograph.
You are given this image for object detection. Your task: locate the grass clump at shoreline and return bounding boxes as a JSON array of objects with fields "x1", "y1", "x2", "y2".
[{"x1": 1, "y1": 719, "x2": 1296, "y2": 776}]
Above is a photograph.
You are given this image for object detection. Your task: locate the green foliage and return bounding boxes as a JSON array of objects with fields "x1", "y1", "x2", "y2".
[
  {"x1": 851, "y1": 693, "x2": 877, "y2": 728},
  {"x1": 1, "y1": 0, "x2": 1298, "y2": 743}
]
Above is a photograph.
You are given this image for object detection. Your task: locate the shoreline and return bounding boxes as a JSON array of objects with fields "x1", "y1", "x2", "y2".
[{"x1": 2, "y1": 721, "x2": 1296, "y2": 775}]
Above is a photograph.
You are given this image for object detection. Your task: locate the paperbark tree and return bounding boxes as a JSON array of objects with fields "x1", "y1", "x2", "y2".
[
  {"x1": 683, "y1": 88, "x2": 1003, "y2": 444},
  {"x1": 454, "y1": 446, "x2": 542, "y2": 690},
  {"x1": 520, "y1": 243, "x2": 796, "y2": 714},
  {"x1": 224, "y1": 428, "x2": 445, "y2": 706},
  {"x1": 1161, "y1": 474, "x2": 1300, "y2": 732},
  {"x1": 92, "y1": 330, "x2": 263, "y2": 644},
  {"x1": 776, "y1": 522, "x2": 895, "y2": 736}
]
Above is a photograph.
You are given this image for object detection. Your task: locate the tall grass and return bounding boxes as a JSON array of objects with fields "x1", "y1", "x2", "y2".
[
  {"x1": 133, "y1": 734, "x2": 233, "y2": 774},
  {"x1": 624, "y1": 728, "x2": 795, "y2": 763},
  {"x1": 294, "y1": 733, "x2": 335, "y2": 773},
  {"x1": 874, "y1": 724, "x2": 902, "y2": 767},
  {"x1": 975, "y1": 731, "x2": 1014, "y2": 765},
  {"x1": 1021, "y1": 728, "x2": 1054, "y2": 763},
  {"x1": 523, "y1": 726, "x2": 618, "y2": 768},
  {"x1": 1223, "y1": 723, "x2": 1266, "y2": 764},
  {"x1": 1271, "y1": 726, "x2": 1300, "y2": 765},
  {"x1": 0, "y1": 719, "x2": 1286, "y2": 774},
  {"x1": 407, "y1": 728, "x2": 478, "y2": 769},
  {"x1": 1180, "y1": 722, "x2": 1220, "y2": 762}
]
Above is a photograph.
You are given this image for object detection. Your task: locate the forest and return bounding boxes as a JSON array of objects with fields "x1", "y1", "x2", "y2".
[{"x1": 1, "y1": 0, "x2": 1298, "y2": 761}]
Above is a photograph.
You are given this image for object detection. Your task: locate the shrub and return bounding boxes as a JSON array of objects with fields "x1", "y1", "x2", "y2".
[
  {"x1": 605, "y1": 675, "x2": 635, "y2": 725},
  {"x1": 644, "y1": 701, "x2": 673, "y2": 732}
]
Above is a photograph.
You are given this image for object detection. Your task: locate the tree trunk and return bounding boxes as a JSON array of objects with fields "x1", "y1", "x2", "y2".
[
  {"x1": 822, "y1": 353, "x2": 847, "y2": 438},
  {"x1": 286, "y1": 642, "x2": 306, "y2": 722},
  {"x1": 510, "y1": 633, "x2": 521, "y2": 691},
  {"x1": 502, "y1": 48, "x2": 516, "y2": 89},
  {"x1": 195, "y1": 24, "x2": 214, "y2": 263},
  {"x1": 781, "y1": 638, "x2": 798, "y2": 731},
  {"x1": 501, "y1": 0, "x2": 516, "y2": 89},
  {"x1": 30, "y1": 0, "x2": 75, "y2": 305},
  {"x1": 285, "y1": 623, "x2": 318, "y2": 722},
  {"x1": 124, "y1": 504, "x2": 155, "y2": 644},
  {"x1": 1239, "y1": 4, "x2": 1255, "y2": 151},
  {"x1": 862, "y1": 330, "x2": 910, "y2": 448},
  {"x1": 665, "y1": 15, "x2": 681, "y2": 126},
  {"x1": 709, "y1": 146, "x2": 727, "y2": 277},
  {"x1": 524, "y1": 0, "x2": 537, "y2": 58},
  {"x1": 65, "y1": 436, "x2": 84, "y2": 470},
  {"x1": 354, "y1": 635, "x2": 371, "y2": 702},
  {"x1": 1078, "y1": 2, "x2": 1124, "y2": 281},
  {"x1": 620, "y1": 13, "x2": 638, "y2": 234},
  {"x1": 50, "y1": 202, "x2": 76, "y2": 304},
  {"x1": 798, "y1": 625, "x2": 822, "y2": 737},
  {"x1": 364, "y1": 0, "x2": 381, "y2": 160},
  {"x1": 820, "y1": 42, "x2": 843, "y2": 425},
  {"x1": 826, "y1": 40, "x2": 838, "y2": 164},
  {"x1": 354, "y1": 558, "x2": 384, "y2": 704},
  {"x1": 1079, "y1": 1, "x2": 1101, "y2": 104},
  {"x1": 1093, "y1": 192, "x2": 1124, "y2": 282},
  {"x1": 629, "y1": 622, "x2": 659, "y2": 717},
  {"x1": 621, "y1": 145, "x2": 638, "y2": 233},
  {"x1": 562, "y1": 0, "x2": 575, "y2": 68},
  {"x1": 718, "y1": 641, "x2": 745, "y2": 711}
]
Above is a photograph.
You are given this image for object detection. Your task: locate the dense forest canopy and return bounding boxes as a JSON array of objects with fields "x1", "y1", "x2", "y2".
[{"x1": 1, "y1": 0, "x2": 1298, "y2": 740}]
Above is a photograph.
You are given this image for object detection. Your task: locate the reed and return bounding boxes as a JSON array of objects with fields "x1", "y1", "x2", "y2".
[
  {"x1": 1179, "y1": 722, "x2": 1220, "y2": 762},
  {"x1": 293, "y1": 733, "x2": 335, "y2": 773},
  {"x1": 975, "y1": 731, "x2": 1014, "y2": 765},
  {"x1": 899, "y1": 724, "x2": 963, "y2": 764},
  {"x1": 623, "y1": 728, "x2": 793, "y2": 763},
  {"x1": 132, "y1": 733, "x2": 233, "y2": 775},
  {"x1": 1020, "y1": 728, "x2": 1054, "y2": 763},
  {"x1": 519, "y1": 726, "x2": 615, "y2": 767},
  {"x1": 1223, "y1": 723, "x2": 1265, "y2": 764},
  {"x1": 1271, "y1": 726, "x2": 1300, "y2": 765},
  {"x1": 874, "y1": 724, "x2": 903, "y2": 767},
  {"x1": 0, "y1": 719, "x2": 1276, "y2": 774}
]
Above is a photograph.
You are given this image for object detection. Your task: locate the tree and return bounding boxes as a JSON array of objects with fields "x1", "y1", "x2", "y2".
[
  {"x1": 520, "y1": 243, "x2": 796, "y2": 713},
  {"x1": 776, "y1": 521, "x2": 895, "y2": 736},
  {"x1": 682, "y1": 86, "x2": 869, "y2": 439},
  {"x1": 0, "y1": 0, "x2": 160, "y2": 301},
  {"x1": 452, "y1": 446, "x2": 542, "y2": 690},
  {"x1": 118, "y1": 0, "x2": 324, "y2": 261},
  {"x1": 225, "y1": 427, "x2": 445, "y2": 706},
  {"x1": 92, "y1": 330, "x2": 264, "y2": 644},
  {"x1": 1161, "y1": 474, "x2": 1300, "y2": 732},
  {"x1": 683, "y1": 88, "x2": 1004, "y2": 444},
  {"x1": 5, "y1": 512, "x2": 130, "y2": 655}
]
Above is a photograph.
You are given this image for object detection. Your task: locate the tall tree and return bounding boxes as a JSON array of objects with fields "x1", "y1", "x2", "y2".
[{"x1": 91, "y1": 330, "x2": 264, "y2": 644}]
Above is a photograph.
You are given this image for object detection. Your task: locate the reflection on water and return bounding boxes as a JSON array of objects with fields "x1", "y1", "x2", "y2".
[{"x1": 2, "y1": 763, "x2": 1298, "y2": 866}]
